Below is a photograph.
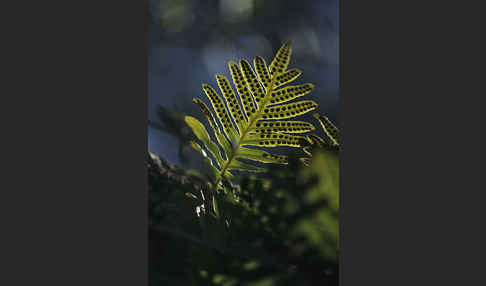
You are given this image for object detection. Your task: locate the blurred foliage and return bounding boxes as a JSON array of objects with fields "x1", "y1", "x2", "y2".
[
  {"x1": 149, "y1": 151, "x2": 338, "y2": 286},
  {"x1": 149, "y1": 116, "x2": 339, "y2": 285}
]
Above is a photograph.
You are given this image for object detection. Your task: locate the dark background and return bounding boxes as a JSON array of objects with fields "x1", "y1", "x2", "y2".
[{"x1": 148, "y1": 0, "x2": 339, "y2": 166}]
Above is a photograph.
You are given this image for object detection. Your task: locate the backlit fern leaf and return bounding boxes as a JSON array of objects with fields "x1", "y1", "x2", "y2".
[
  {"x1": 299, "y1": 113, "x2": 340, "y2": 166},
  {"x1": 315, "y1": 113, "x2": 340, "y2": 147},
  {"x1": 185, "y1": 42, "x2": 318, "y2": 190}
]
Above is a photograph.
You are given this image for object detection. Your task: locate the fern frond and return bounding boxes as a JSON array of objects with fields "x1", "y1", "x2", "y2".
[
  {"x1": 186, "y1": 42, "x2": 318, "y2": 191},
  {"x1": 314, "y1": 113, "x2": 340, "y2": 147},
  {"x1": 299, "y1": 113, "x2": 340, "y2": 165},
  {"x1": 307, "y1": 134, "x2": 328, "y2": 147}
]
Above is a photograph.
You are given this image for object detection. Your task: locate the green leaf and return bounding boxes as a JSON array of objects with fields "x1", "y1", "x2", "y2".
[
  {"x1": 228, "y1": 61, "x2": 256, "y2": 119},
  {"x1": 185, "y1": 42, "x2": 321, "y2": 187},
  {"x1": 189, "y1": 141, "x2": 220, "y2": 175},
  {"x1": 212, "y1": 195, "x2": 220, "y2": 217},
  {"x1": 260, "y1": 100, "x2": 318, "y2": 120},
  {"x1": 314, "y1": 113, "x2": 340, "y2": 147},
  {"x1": 236, "y1": 147, "x2": 288, "y2": 164},
  {"x1": 193, "y1": 98, "x2": 232, "y2": 157},
  {"x1": 242, "y1": 133, "x2": 308, "y2": 148},
  {"x1": 267, "y1": 84, "x2": 315, "y2": 106},
  {"x1": 307, "y1": 134, "x2": 327, "y2": 147},
  {"x1": 274, "y1": 68, "x2": 302, "y2": 88},
  {"x1": 303, "y1": 146, "x2": 313, "y2": 156},
  {"x1": 252, "y1": 120, "x2": 315, "y2": 134},
  {"x1": 228, "y1": 159, "x2": 266, "y2": 172},
  {"x1": 216, "y1": 74, "x2": 247, "y2": 133},
  {"x1": 202, "y1": 84, "x2": 239, "y2": 140},
  {"x1": 240, "y1": 59, "x2": 265, "y2": 109},
  {"x1": 254, "y1": 56, "x2": 271, "y2": 91},
  {"x1": 184, "y1": 116, "x2": 225, "y2": 168},
  {"x1": 269, "y1": 41, "x2": 292, "y2": 76}
]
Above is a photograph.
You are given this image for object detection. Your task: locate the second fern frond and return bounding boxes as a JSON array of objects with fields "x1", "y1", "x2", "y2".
[{"x1": 300, "y1": 113, "x2": 340, "y2": 166}]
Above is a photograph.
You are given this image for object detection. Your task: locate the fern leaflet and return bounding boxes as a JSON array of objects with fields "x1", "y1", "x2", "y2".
[{"x1": 299, "y1": 113, "x2": 340, "y2": 166}]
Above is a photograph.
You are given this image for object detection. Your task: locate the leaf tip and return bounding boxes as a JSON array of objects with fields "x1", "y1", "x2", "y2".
[
  {"x1": 239, "y1": 59, "x2": 250, "y2": 66},
  {"x1": 184, "y1": 115, "x2": 194, "y2": 123},
  {"x1": 254, "y1": 55, "x2": 265, "y2": 62}
]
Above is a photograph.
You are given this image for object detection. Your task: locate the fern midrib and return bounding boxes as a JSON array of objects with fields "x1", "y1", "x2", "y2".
[{"x1": 214, "y1": 75, "x2": 278, "y2": 189}]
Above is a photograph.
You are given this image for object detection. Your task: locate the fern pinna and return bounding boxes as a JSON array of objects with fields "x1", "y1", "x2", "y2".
[
  {"x1": 185, "y1": 42, "x2": 317, "y2": 191},
  {"x1": 301, "y1": 113, "x2": 340, "y2": 165}
]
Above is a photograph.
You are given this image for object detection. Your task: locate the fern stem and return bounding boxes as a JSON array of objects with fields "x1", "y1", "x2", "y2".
[{"x1": 214, "y1": 75, "x2": 278, "y2": 191}]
